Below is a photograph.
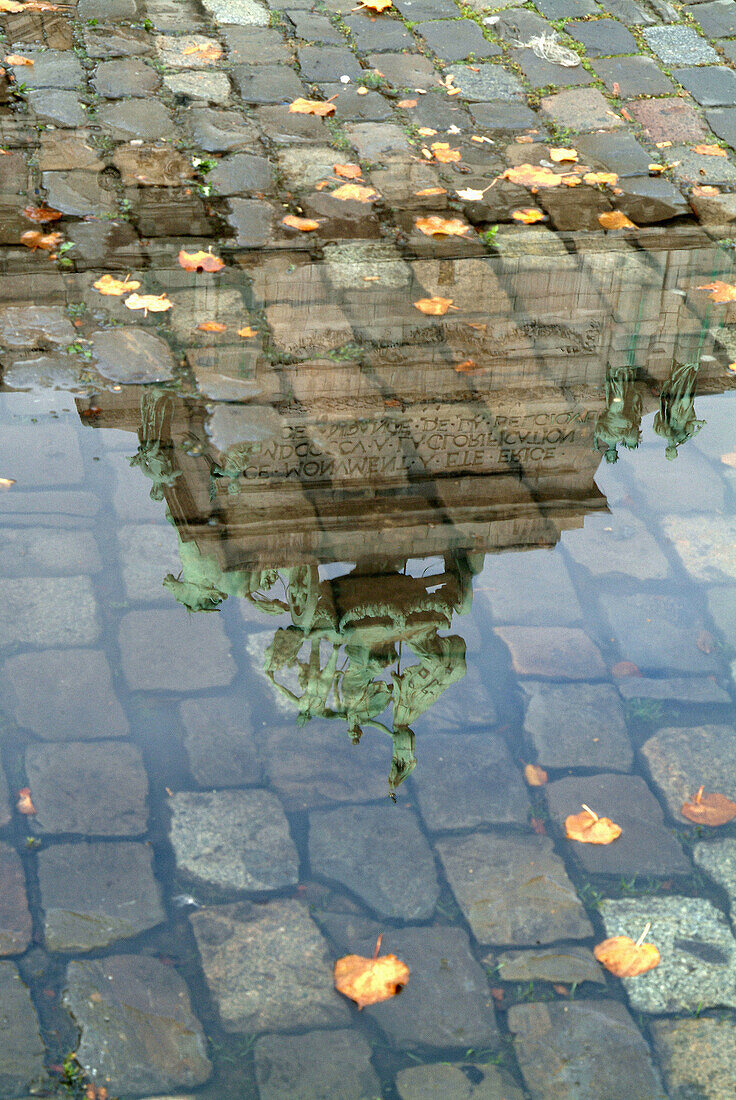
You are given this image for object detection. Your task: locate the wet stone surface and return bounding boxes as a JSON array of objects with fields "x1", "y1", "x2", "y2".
[
  {"x1": 0, "y1": 962, "x2": 46, "y2": 1099},
  {"x1": 254, "y1": 1030, "x2": 380, "y2": 1100},
  {"x1": 91, "y1": 327, "x2": 176, "y2": 385},
  {"x1": 0, "y1": 576, "x2": 99, "y2": 650},
  {"x1": 650, "y1": 1016, "x2": 736, "y2": 1100},
  {"x1": 262, "y1": 720, "x2": 387, "y2": 809},
  {"x1": 180, "y1": 695, "x2": 263, "y2": 787},
  {"x1": 641, "y1": 724, "x2": 736, "y2": 820},
  {"x1": 599, "y1": 895, "x2": 736, "y2": 1013},
  {"x1": 598, "y1": 593, "x2": 717, "y2": 674},
  {"x1": 0, "y1": 844, "x2": 31, "y2": 957},
  {"x1": 395, "y1": 1064, "x2": 525, "y2": 1100},
  {"x1": 64, "y1": 955, "x2": 211, "y2": 1096},
  {"x1": 436, "y1": 833, "x2": 593, "y2": 946},
  {"x1": 26, "y1": 741, "x2": 148, "y2": 835},
  {"x1": 39, "y1": 841, "x2": 164, "y2": 951},
  {"x1": 693, "y1": 838, "x2": 736, "y2": 910},
  {"x1": 169, "y1": 789, "x2": 298, "y2": 896},
  {"x1": 119, "y1": 608, "x2": 236, "y2": 691},
  {"x1": 492, "y1": 946, "x2": 605, "y2": 986},
  {"x1": 309, "y1": 804, "x2": 439, "y2": 920},
  {"x1": 495, "y1": 626, "x2": 606, "y2": 679},
  {"x1": 522, "y1": 682, "x2": 633, "y2": 772},
  {"x1": 190, "y1": 900, "x2": 349, "y2": 1033},
  {"x1": 509, "y1": 1000, "x2": 666, "y2": 1099}
]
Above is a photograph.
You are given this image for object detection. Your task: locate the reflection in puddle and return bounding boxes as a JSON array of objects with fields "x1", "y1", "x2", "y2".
[{"x1": 0, "y1": 237, "x2": 736, "y2": 1099}]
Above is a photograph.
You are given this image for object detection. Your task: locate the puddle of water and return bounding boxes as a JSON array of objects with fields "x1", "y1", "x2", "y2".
[{"x1": 1, "y1": 236, "x2": 736, "y2": 1100}]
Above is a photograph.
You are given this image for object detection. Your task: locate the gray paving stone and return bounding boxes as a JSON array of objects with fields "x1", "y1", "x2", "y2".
[
  {"x1": 208, "y1": 153, "x2": 272, "y2": 194},
  {"x1": 564, "y1": 17, "x2": 637, "y2": 54},
  {"x1": 643, "y1": 24, "x2": 719, "y2": 64},
  {"x1": 112, "y1": 145, "x2": 194, "y2": 187},
  {"x1": 688, "y1": 0, "x2": 736, "y2": 37},
  {"x1": 650, "y1": 1017, "x2": 736, "y2": 1100},
  {"x1": 190, "y1": 900, "x2": 349, "y2": 1032},
  {"x1": 522, "y1": 681, "x2": 633, "y2": 771},
  {"x1": 155, "y1": 33, "x2": 223, "y2": 68},
  {"x1": 0, "y1": 962, "x2": 46, "y2": 1098},
  {"x1": 345, "y1": 13, "x2": 413, "y2": 51},
  {"x1": 297, "y1": 46, "x2": 362, "y2": 83},
  {"x1": 599, "y1": 0, "x2": 654, "y2": 24},
  {"x1": 365, "y1": 51, "x2": 438, "y2": 89},
  {"x1": 78, "y1": 0, "x2": 136, "y2": 15},
  {"x1": 662, "y1": 515, "x2": 736, "y2": 582},
  {"x1": 94, "y1": 58, "x2": 160, "y2": 97},
  {"x1": 27, "y1": 741, "x2": 148, "y2": 836},
  {"x1": 40, "y1": 170, "x2": 115, "y2": 217},
  {"x1": 672, "y1": 65, "x2": 736, "y2": 105},
  {"x1": 0, "y1": 304, "x2": 74, "y2": 351},
  {"x1": 393, "y1": 0, "x2": 459, "y2": 16},
  {"x1": 564, "y1": 509, "x2": 669, "y2": 579},
  {"x1": 0, "y1": 527, "x2": 99, "y2": 578},
  {"x1": 599, "y1": 895, "x2": 736, "y2": 1013},
  {"x1": 9, "y1": 49, "x2": 82, "y2": 89},
  {"x1": 417, "y1": 20, "x2": 501, "y2": 61},
  {"x1": 546, "y1": 772, "x2": 690, "y2": 876},
  {"x1": 475, "y1": 548, "x2": 582, "y2": 625},
  {"x1": 169, "y1": 789, "x2": 298, "y2": 896},
  {"x1": 396, "y1": 1064, "x2": 524, "y2": 1100},
  {"x1": 91, "y1": 327, "x2": 176, "y2": 385},
  {"x1": 40, "y1": 842, "x2": 164, "y2": 951},
  {"x1": 492, "y1": 7, "x2": 551, "y2": 43},
  {"x1": 436, "y1": 833, "x2": 593, "y2": 945},
  {"x1": 594, "y1": 55, "x2": 675, "y2": 95},
  {"x1": 2, "y1": 648, "x2": 128, "y2": 741},
  {"x1": 85, "y1": 27, "x2": 152, "y2": 57},
  {"x1": 408, "y1": 93, "x2": 473, "y2": 130},
  {"x1": 64, "y1": 955, "x2": 211, "y2": 1095},
  {"x1": 201, "y1": 0, "x2": 269, "y2": 22},
  {"x1": 119, "y1": 608, "x2": 236, "y2": 691},
  {"x1": 180, "y1": 695, "x2": 263, "y2": 787},
  {"x1": 669, "y1": 144, "x2": 736, "y2": 184},
  {"x1": 255, "y1": 1031, "x2": 380, "y2": 1100},
  {"x1": 472, "y1": 101, "x2": 542, "y2": 129},
  {"x1": 707, "y1": 106, "x2": 736, "y2": 147},
  {"x1": 617, "y1": 175, "x2": 690, "y2": 223},
  {"x1": 255, "y1": 103, "x2": 328, "y2": 142},
  {"x1": 117, "y1": 524, "x2": 181, "y2": 603},
  {"x1": 227, "y1": 198, "x2": 274, "y2": 246},
  {"x1": 234, "y1": 64, "x2": 305, "y2": 103},
  {"x1": 511, "y1": 47, "x2": 593, "y2": 87},
  {"x1": 706, "y1": 584, "x2": 736, "y2": 647},
  {"x1": 0, "y1": 844, "x2": 31, "y2": 957},
  {"x1": 287, "y1": 11, "x2": 343, "y2": 43},
  {"x1": 535, "y1": 0, "x2": 598, "y2": 14},
  {"x1": 164, "y1": 70, "x2": 232, "y2": 102},
  {"x1": 0, "y1": 762, "x2": 8, "y2": 830},
  {"x1": 326, "y1": 84, "x2": 394, "y2": 120},
  {"x1": 617, "y1": 675, "x2": 731, "y2": 704},
  {"x1": 694, "y1": 838, "x2": 736, "y2": 913},
  {"x1": 495, "y1": 626, "x2": 607, "y2": 679},
  {"x1": 222, "y1": 25, "x2": 291, "y2": 64},
  {"x1": 642, "y1": 724, "x2": 736, "y2": 820},
  {"x1": 29, "y1": 88, "x2": 86, "y2": 126},
  {"x1": 493, "y1": 946, "x2": 605, "y2": 986},
  {"x1": 99, "y1": 99, "x2": 177, "y2": 139},
  {"x1": 309, "y1": 804, "x2": 439, "y2": 919},
  {"x1": 411, "y1": 732, "x2": 530, "y2": 830},
  {"x1": 449, "y1": 63, "x2": 525, "y2": 101},
  {"x1": 0, "y1": 576, "x2": 99, "y2": 649},
  {"x1": 599, "y1": 593, "x2": 717, "y2": 675},
  {"x1": 541, "y1": 87, "x2": 624, "y2": 129},
  {"x1": 574, "y1": 131, "x2": 652, "y2": 176},
  {"x1": 509, "y1": 1000, "x2": 666, "y2": 1099}
]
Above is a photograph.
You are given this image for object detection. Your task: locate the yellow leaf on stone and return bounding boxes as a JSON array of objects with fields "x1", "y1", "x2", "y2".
[
  {"x1": 594, "y1": 935, "x2": 660, "y2": 978},
  {"x1": 5, "y1": 54, "x2": 33, "y2": 65},
  {"x1": 288, "y1": 97, "x2": 336, "y2": 117},
  {"x1": 693, "y1": 144, "x2": 727, "y2": 157},
  {"x1": 583, "y1": 172, "x2": 618, "y2": 186},
  {"x1": 282, "y1": 214, "x2": 321, "y2": 231},
  {"x1": 331, "y1": 183, "x2": 378, "y2": 202},
  {"x1": 124, "y1": 293, "x2": 173, "y2": 314},
  {"x1": 334, "y1": 935, "x2": 409, "y2": 1009},
  {"x1": 359, "y1": 0, "x2": 393, "y2": 11},
  {"x1": 93, "y1": 274, "x2": 141, "y2": 296},
  {"x1": 414, "y1": 215, "x2": 469, "y2": 237},
  {"x1": 549, "y1": 147, "x2": 578, "y2": 163},
  {"x1": 500, "y1": 164, "x2": 564, "y2": 190},
  {"x1": 0, "y1": 2, "x2": 25, "y2": 12},
  {"x1": 430, "y1": 142, "x2": 461, "y2": 163},
  {"x1": 512, "y1": 208, "x2": 545, "y2": 223},
  {"x1": 413, "y1": 296, "x2": 454, "y2": 315},
  {"x1": 598, "y1": 211, "x2": 637, "y2": 230}
]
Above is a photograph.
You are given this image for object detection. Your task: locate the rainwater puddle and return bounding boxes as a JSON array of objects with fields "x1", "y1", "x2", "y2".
[{"x1": 1, "y1": 234, "x2": 736, "y2": 1100}]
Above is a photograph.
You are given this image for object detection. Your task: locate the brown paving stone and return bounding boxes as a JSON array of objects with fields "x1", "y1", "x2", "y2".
[{"x1": 627, "y1": 97, "x2": 711, "y2": 143}]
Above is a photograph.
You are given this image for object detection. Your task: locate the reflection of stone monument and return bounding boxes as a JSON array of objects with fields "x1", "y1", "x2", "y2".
[{"x1": 653, "y1": 361, "x2": 705, "y2": 460}]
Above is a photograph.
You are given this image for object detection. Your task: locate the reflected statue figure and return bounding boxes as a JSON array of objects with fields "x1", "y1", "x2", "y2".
[
  {"x1": 129, "y1": 389, "x2": 182, "y2": 500},
  {"x1": 653, "y1": 361, "x2": 705, "y2": 460},
  {"x1": 594, "y1": 366, "x2": 642, "y2": 464}
]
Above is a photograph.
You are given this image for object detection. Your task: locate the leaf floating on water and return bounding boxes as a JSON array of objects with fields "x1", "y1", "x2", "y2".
[
  {"x1": 413, "y1": 296, "x2": 455, "y2": 315},
  {"x1": 196, "y1": 320, "x2": 227, "y2": 332},
  {"x1": 415, "y1": 215, "x2": 469, "y2": 237},
  {"x1": 178, "y1": 249, "x2": 225, "y2": 273},
  {"x1": 334, "y1": 934, "x2": 409, "y2": 1009},
  {"x1": 281, "y1": 214, "x2": 321, "y2": 231},
  {"x1": 20, "y1": 229, "x2": 64, "y2": 252},
  {"x1": 331, "y1": 183, "x2": 378, "y2": 202},
  {"x1": 334, "y1": 163, "x2": 362, "y2": 179},
  {"x1": 549, "y1": 147, "x2": 578, "y2": 163},
  {"x1": 430, "y1": 142, "x2": 461, "y2": 163},
  {"x1": 524, "y1": 763, "x2": 548, "y2": 787},
  {"x1": 611, "y1": 660, "x2": 641, "y2": 678},
  {"x1": 288, "y1": 97, "x2": 336, "y2": 117},
  {"x1": 698, "y1": 281, "x2": 736, "y2": 303},
  {"x1": 124, "y1": 292, "x2": 173, "y2": 314},
  {"x1": 512, "y1": 208, "x2": 545, "y2": 224},
  {"x1": 93, "y1": 274, "x2": 141, "y2": 296},
  {"x1": 594, "y1": 926, "x2": 660, "y2": 978},
  {"x1": 565, "y1": 804, "x2": 622, "y2": 845},
  {"x1": 16, "y1": 788, "x2": 36, "y2": 815},
  {"x1": 582, "y1": 171, "x2": 618, "y2": 187},
  {"x1": 681, "y1": 785, "x2": 736, "y2": 826},
  {"x1": 598, "y1": 211, "x2": 637, "y2": 230}
]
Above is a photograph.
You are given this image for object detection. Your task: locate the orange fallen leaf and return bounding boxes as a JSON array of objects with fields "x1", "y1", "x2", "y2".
[
  {"x1": 530, "y1": 816, "x2": 547, "y2": 835},
  {"x1": 0, "y1": 2, "x2": 25, "y2": 12},
  {"x1": 93, "y1": 274, "x2": 141, "y2": 296},
  {"x1": 565, "y1": 804, "x2": 622, "y2": 845},
  {"x1": 20, "y1": 230, "x2": 63, "y2": 252},
  {"x1": 414, "y1": 296, "x2": 454, "y2": 315},
  {"x1": 16, "y1": 788, "x2": 36, "y2": 815},
  {"x1": 196, "y1": 320, "x2": 227, "y2": 332},
  {"x1": 356, "y1": 86, "x2": 368, "y2": 96},
  {"x1": 282, "y1": 214, "x2": 321, "y2": 231},
  {"x1": 594, "y1": 925, "x2": 660, "y2": 978},
  {"x1": 414, "y1": 187, "x2": 446, "y2": 197},
  {"x1": 524, "y1": 763, "x2": 548, "y2": 787},
  {"x1": 516, "y1": 135, "x2": 534, "y2": 144},
  {"x1": 288, "y1": 97, "x2": 336, "y2": 117},
  {"x1": 178, "y1": 249, "x2": 225, "y2": 273},
  {"x1": 124, "y1": 293, "x2": 173, "y2": 314},
  {"x1": 549, "y1": 147, "x2": 578, "y2": 163},
  {"x1": 238, "y1": 326, "x2": 257, "y2": 338},
  {"x1": 598, "y1": 211, "x2": 637, "y2": 230},
  {"x1": 681, "y1": 785, "x2": 736, "y2": 826},
  {"x1": 0, "y1": 477, "x2": 16, "y2": 489},
  {"x1": 6, "y1": 54, "x2": 33, "y2": 65},
  {"x1": 501, "y1": 164, "x2": 564, "y2": 189},
  {"x1": 359, "y1": 0, "x2": 393, "y2": 10},
  {"x1": 692, "y1": 185, "x2": 719, "y2": 197},
  {"x1": 331, "y1": 183, "x2": 378, "y2": 202},
  {"x1": 553, "y1": 983, "x2": 569, "y2": 996},
  {"x1": 583, "y1": 171, "x2": 618, "y2": 187},
  {"x1": 415, "y1": 215, "x2": 469, "y2": 237},
  {"x1": 23, "y1": 203, "x2": 62, "y2": 223},
  {"x1": 489, "y1": 986, "x2": 505, "y2": 1004},
  {"x1": 417, "y1": 127, "x2": 437, "y2": 137},
  {"x1": 693, "y1": 144, "x2": 727, "y2": 157},
  {"x1": 334, "y1": 934, "x2": 409, "y2": 1009},
  {"x1": 561, "y1": 175, "x2": 582, "y2": 187},
  {"x1": 454, "y1": 359, "x2": 482, "y2": 374},
  {"x1": 698, "y1": 281, "x2": 736, "y2": 303},
  {"x1": 512, "y1": 208, "x2": 545, "y2": 224},
  {"x1": 397, "y1": 98, "x2": 417, "y2": 109},
  {"x1": 334, "y1": 163, "x2": 362, "y2": 179},
  {"x1": 430, "y1": 142, "x2": 461, "y2": 163},
  {"x1": 182, "y1": 42, "x2": 223, "y2": 60},
  {"x1": 612, "y1": 661, "x2": 641, "y2": 678}
]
